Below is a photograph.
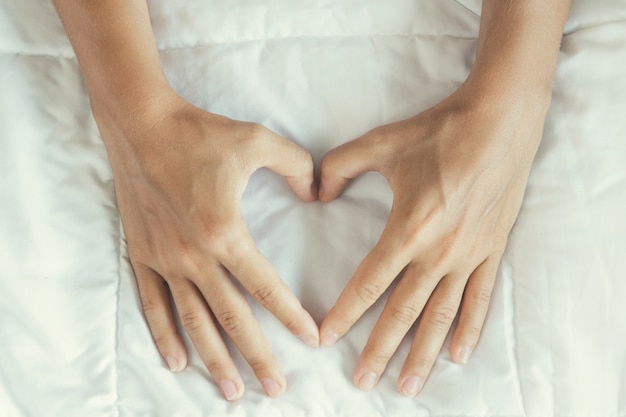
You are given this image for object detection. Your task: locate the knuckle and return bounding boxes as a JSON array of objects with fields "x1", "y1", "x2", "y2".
[
  {"x1": 243, "y1": 122, "x2": 269, "y2": 147},
  {"x1": 280, "y1": 313, "x2": 302, "y2": 332},
  {"x1": 463, "y1": 324, "x2": 483, "y2": 341},
  {"x1": 362, "y1": 349, "x2": 391, "y2": 367},
  {"x1": 470, "y1": 288, "x2": 493, "y2": 306},
  {"x1": 399, "y1": 212, "x2": 437, "y2": 252},
  {"x1": 389, "y1": 304, "x2": 420, "y2": 327},
  {"x1": 354, "y1": 281, "x2": 384, "y2": 306},
  {"x1": 153, "y1": 333, "x2": 174, "y2": 350},
  {"x1": 216, "y1": 310, "x2": 245, "y2": 336},
  {"x1": 493, "y1": 235, "x2": 507, "y2": 249},
  {"x1": 180, "y1": 310, "x2": 205, "y2": 336},
  {"x1": 203, "y1": 359, "x2": 227, "y2": 376},
  {"x1": 433, "y1": 234, "x2": 461, "y2": 270},
  {"x1": 493, "y1": 227, "x2": 510, "y2": 250},
  {"x1": 247, "y1": 357, "x2": 272, "y2": 374},
  {"x1": 127, "y1": 245, "x2": 150, "y2": 266},
  {"x1": 152, "y1": 257, "x2": 175, "y2": 280},
  {"x1": 411, "y1": 356, "x2": 434, "y2": 372},
  {"x1": 426, "y1": 304, "x2": 457, "y2": 328},
  {"x1": 401, "y1": 223, "x2": 423, "y2": 251},
  {"x1": 141, "y1": 295, "x2": 166, "y2": 317},
  {"x1": 203, "y1": 224, "x2": 243, "y2": 257},
  {"x1": 251, "y1": 284, "x2": 279, "y2": 309},
  {"x1": 156, "y1": 254, "x2": 191, "y2": 281}
]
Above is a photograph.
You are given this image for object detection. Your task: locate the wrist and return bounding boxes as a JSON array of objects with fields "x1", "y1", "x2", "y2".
[
  {"x1": 91, "y1": 75, "x2": 176, "y2": 122},
  {"x1": 92, "y1": 82, "x2": 186, "y2": 170},
  {"x1": 456, "y1": 70, "x2": 552, "y2": 121},
  {"x1": 439, "y1": 77, "x2": 550, "y2": 161},
  {"x1": 466, "y1": 0, "x2": 570, "y2": 118}
]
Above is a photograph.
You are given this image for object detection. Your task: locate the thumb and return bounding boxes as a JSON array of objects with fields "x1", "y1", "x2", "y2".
[
  {"x1": 319, "y1": 130, "x2": 387, "y2": 202},
  {"x1": 253, "y1": 125, "x2": 317, "y2": 202}
]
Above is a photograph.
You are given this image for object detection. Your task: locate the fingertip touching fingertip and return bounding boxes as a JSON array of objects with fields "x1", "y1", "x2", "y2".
[
  {"x1": 310, "y1": 180, "x2": 319, "y2": 200},
  {"x1": 299, "y1": 334, "x2": 320, "y2": 349},
  {"x1": 321, "y1": 331, "x2": 339, "y2": 348},
  {"x1": 318, "y1": 183, "x2": 327, "y2": 201},
  {"x1": 318, "y1": 182, "x2": 343, "y2": 202}
]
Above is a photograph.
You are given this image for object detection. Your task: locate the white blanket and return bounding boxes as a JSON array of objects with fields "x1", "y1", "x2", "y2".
[{"x1": 1, "y1": 0, "x2": 625, "y2": 416}]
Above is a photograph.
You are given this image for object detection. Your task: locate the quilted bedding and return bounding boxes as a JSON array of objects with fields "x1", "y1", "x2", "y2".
[{"x1": 1, "y1": 0, "x2": 625, "y2": 416}]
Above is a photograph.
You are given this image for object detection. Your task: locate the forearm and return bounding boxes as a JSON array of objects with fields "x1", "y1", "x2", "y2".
[
  {"x1": 465, "y1": 0, "x2": 572, "y2": 111},
  {"x1": 52, "y1": 0, "x2": 173, "y2": 130}
]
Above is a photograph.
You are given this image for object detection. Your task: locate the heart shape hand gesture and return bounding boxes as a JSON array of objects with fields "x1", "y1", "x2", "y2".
[
  {"x1": 100, "y1": 83, "x2": 544, "y2": 401},
  {"x1": 51, "y1": 0, "x2": 568, "y2": 403}
]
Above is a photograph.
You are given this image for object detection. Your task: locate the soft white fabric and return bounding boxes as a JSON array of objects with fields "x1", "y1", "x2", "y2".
[{"x1": 1, "y1": 0, "x2": 625, "y2": 416}]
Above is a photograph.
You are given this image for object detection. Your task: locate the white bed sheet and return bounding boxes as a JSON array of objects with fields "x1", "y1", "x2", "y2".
[{"x1": 1, "y1": 0, "x2": 625, "y2": 416}]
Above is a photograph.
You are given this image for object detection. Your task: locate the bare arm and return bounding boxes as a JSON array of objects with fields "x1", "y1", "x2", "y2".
[
  {"x1": 470, "y1": 0, "x2": 572, "y2": 103},
  {"x1": 319, "y1": 0, "x2": 572, "y2": 396},
  {"x1": 52, "y1": 0, "x2": 173, "y2": 132},
  {"x1": 53, "y1": 0, "x2": 319, "y2": 401}
]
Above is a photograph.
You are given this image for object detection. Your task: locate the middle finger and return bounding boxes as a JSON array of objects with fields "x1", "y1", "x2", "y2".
[
  {"x1": 197, "y1": 262, "x2": 287, "y2": 398},
  {"x1": 353, "y1": 262, "x2": 440, "y2": 391}
]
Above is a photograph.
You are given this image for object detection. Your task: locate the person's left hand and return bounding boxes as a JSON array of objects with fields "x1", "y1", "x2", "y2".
[{"x1": 318, "y1": 85, "x2": 548, "y2": 396}]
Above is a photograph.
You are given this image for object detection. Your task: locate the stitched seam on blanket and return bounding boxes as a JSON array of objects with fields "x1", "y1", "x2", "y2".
[
  {"x1": 153, "y1": 32, "x2": 478, "y2": 52},
  {"x1": 1, "y1": 17, "x2": 625, "y2": 58},
  {"x1": 112, "y1": 208, "x2": 122, "y2": 417},
  {"x1": 4, "y1": 16, "x2": 626, "y2": 60},
  {"x1": 507, "y1": 255, "x2": 528, "y2": 417},
  {"x1": 0, "y1": 31, "x2": 477, "y2": 58}
]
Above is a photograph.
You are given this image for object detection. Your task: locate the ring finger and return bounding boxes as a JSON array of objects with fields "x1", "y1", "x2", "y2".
[
  {"x1": 197, "y1": 263, "x2": 287, "y2": 399},
  {"x1": 169, "y1": 278, "x2": 244, "y2": 402},
  {"x1": 352, "y1": 262, "x2": 439, "y2": 391}
]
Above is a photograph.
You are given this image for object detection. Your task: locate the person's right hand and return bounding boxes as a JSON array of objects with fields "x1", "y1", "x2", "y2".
[{"x1": 97, "y1": 92, "x2": 320, "y2": 401}]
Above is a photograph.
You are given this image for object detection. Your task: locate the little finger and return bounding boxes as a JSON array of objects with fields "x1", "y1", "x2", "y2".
[
  {"x1": 450, "y1": 254, "x2": 501, "y2": 364},
  {"x1": 134, "y1": 262, "x2": 187, "y2": 373}
]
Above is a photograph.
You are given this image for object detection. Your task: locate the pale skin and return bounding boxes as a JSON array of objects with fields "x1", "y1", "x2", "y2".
[{"x1": 53, "y1": 0, "x2": 572, "y2": 402}]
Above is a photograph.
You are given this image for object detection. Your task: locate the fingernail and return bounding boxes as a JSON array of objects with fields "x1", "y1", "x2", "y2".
[
  {"x1": 401, "y1": 376, "x2": 422, "y2": 397},
  {"x1": 220, "y1": 380, "x2": 238, "y2": 401},
  {"x1": 318, "y1": 183, "x2": 326, "y2": 201},
  {"x1": 459, "y1": 345, "x2": 473, "y2": 364},
  {"x1": 357, "y1": 372, "x2": 378, "y2": 391},
  {"x1": 165, "y1": 355, "x2": 181, "y2": 372},
  {"x1": 299, "y1": 334, "x2": 319, "y2": 348},
  {"x1": 321, "y1": 332, "x2": 339, "y2": 348},
  {"x1": 262, "y1": 378, "x2": 282, "y2": 398},
  {"x1": 310, "y1": 181, "x2": 319, "y2": 199}
]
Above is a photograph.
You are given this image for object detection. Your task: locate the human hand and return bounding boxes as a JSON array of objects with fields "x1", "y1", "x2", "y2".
[
  {"x1": 99, "y1": 93, "x2": 319, "y2": 401},
  {"x1": 318, "y1": 85, "x2": 548, "y2": 396}
]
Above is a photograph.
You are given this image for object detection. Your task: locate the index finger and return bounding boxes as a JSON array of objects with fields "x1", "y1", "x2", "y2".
[
  {"x1": 219, "y1": 229, "x2": 320, "y2": 348},
  {"x1": 319, "y1": 222, "x2": 412, "y2": 347}
]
